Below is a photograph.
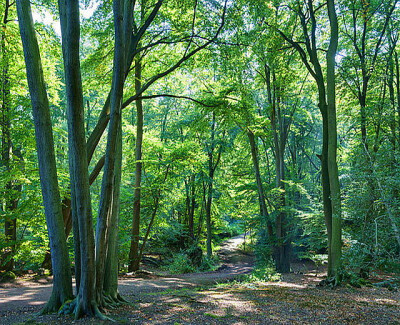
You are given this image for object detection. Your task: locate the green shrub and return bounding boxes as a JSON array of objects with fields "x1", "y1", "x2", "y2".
[
  {"x1": 243, "y1": 264, "x2": 281, "y2": 283},
  {"x1": 0, "y1": 271, "x2": 17, "y2": 281},
  {"x1": 199, "y1": 255, "x2": 219, "y2": 272},
  {"x1": 164, "y1": 253, "x2": 196, "y2": 274}
]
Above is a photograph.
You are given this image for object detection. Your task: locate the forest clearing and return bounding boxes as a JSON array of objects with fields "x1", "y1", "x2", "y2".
[{"x1": 1, "y1": 0, "x2": 400, "y2": 323}]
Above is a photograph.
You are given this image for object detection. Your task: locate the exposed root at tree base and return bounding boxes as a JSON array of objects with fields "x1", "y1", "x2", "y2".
[
  {"x1": 318, "y1": 276, "x2": 341, "y2": 288},
  {"x1": 58, "y1": 296, "x2": 114, "y2": 321},
  {"x1": 39, "y1": 292, "x2": 74, "y2": 315}
]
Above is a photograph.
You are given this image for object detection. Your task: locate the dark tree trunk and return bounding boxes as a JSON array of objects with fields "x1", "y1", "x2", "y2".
[
  {"x1": 277, "y1": 0, "x2": 342, "y2": 277},
  {"x1": 265, "y1": 67, "x2": 291, "y2": 273},
  {"x1": 205, "y1": 113, "x2": 222, "y2": 258},
  {"x1": 128, "y1": 57, "x2": 144, "y2": 272},
  {"x1": 326, "y1": 0, "x2": 342, "y2": 277},
  {"x1": 96, "y1": 0, "x2": 131, "y2": 306},
  {"x1": 59, "y1": 0, "x2": 100, "y2": 317},
  {"x1": 247, "y1": 131, "x2": 273, "y2": 238},
  {"x1": 103, "y1": 123, "x2": 124, "y2": 303},
  {"x1": 1, "y1": 0, "x2": 18, "y2": 272},
  {"x1": 16, "y1": 0, "x2": 73, "y2": 312},
  {"x1": 188, "y1": 174, "x2": 196, "y2": 239}
]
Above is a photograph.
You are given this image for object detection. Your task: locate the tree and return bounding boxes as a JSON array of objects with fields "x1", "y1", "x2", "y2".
[
  {"x1": 16, "y1": 0, "x2": 74, "y2": 312},
  {"x1": 269, "y1": 0, "x2": 342, "y2": 278}
]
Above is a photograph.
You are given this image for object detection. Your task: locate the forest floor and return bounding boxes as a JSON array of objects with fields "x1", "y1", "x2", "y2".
[{"x1": 0, "y1": 234, "x2": 399, "y2": 324}]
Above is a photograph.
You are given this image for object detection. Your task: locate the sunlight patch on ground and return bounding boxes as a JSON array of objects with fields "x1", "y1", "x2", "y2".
[
  {"x1": 375, "y1": 298, "x2": 400, "y2": 306},
  {"x1": 266, "y1": 281, "x2": 308, "y2": 289}
]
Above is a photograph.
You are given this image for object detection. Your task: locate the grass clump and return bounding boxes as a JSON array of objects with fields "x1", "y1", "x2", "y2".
[{"x1": 242, "y1": 264, "x2": 281, "y2": 283}]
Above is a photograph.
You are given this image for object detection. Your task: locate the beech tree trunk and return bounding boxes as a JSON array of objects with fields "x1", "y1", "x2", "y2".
[
  {"x1": 247, "y1": 131, "x2": 273, "y2": 238},
  {"x1": 103, "y1": 124, "x2": 123, "y2": 301},
  {"x1": 96, "y1": 0, "x2": 131, "y2": 304},
  {"x1": 16, "y1": 0, "x2": 73, "y2": 312},
  {"x1": 59, "y1": 0, "x2": 99, "y2": 316},
  {"x1": 128, "y1": 57, "x2": 144, "y2": 272},
  {"x1": 326, "y1": 0, "x2": 342, "y2": 277}
]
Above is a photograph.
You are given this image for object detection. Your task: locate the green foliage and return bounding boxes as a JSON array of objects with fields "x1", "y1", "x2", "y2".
[
  {"x1": 163, "y1": 253, "x2": 196, "y2": 274},
  {"x1": 242, "y1": 262, "x2": 281, "y2": 283}
]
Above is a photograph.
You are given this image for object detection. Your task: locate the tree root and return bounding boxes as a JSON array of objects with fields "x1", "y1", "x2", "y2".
[
  {"x1": 318, "y1": 276, "x2": 341, "y2": 288},
  {"x1": 39, "y1": 291, "x2": 74, "y2": 315},
  {"x1": 58, "y1": 296, "x2": 114, "y2": 321}
]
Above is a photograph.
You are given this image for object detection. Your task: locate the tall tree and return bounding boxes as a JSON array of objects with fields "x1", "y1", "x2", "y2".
[
  {"x1": 16, "y1": 0, "x2": 73, "y2": 312},
  {"x1": 271, "y1": 0, "x2": 342, "y2": 278}
]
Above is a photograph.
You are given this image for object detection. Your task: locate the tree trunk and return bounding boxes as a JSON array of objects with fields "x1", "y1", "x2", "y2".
[
  {"x1": 1, "y1": 1, "x2": 18, "y2": 272},
  {"x1": 267, "y1": 69, "x2": 291, "y2": 273},
  {"x1": 59, "y1": 0, "x2": 100, "y2": 317},
  {"x1": 95, "y1": 0, "x2": 130, "y2": 307},
  {"x1": 205, "y1": 113, "x2": 217, "y2": 258},
  {"x1": 103, "y1": 123, "x2": 124, "y2": 303},
  {"x1": 247, "y1": 131, "x2": 273, "y2": 238},
  {"x1": 188, "y1": 174, "x2": 196, "y2": 239},
  {"x1": 326, "y1": 0, "x2": 342, "y2": 277},
  {"x1": 128, "y1": 57, "x2": 144, "y2": 272},
  {"x1": 16, "y1": 0, "x2": 73, "y2": 312}
]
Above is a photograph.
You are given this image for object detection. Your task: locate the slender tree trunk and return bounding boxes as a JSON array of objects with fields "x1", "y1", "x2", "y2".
[
  {"x1": 1, "y1": 1, "x2": 18, "y2": 272},
  {"x1": 188, "y1": 174, "x2": 196, "y2": 239},
  {"x1": 326, "y1": 0, "x2": 341, "y2": 277},
  {"x1": 103, "y1": 123, "x2": 124, "y2": 303},
  {"x1": 205, "y1": 174, "x2": 213, "y2": 258},
  {"x1": 128, "y1": 57, "x2": 144, "y2": 272},
  {"x1": 395, "y1": 52, "x2": 400, "y2": 142},
  {"x1": 96, "y1": 0, "x2": 130, "y2": 306},
  {"x1": 16, "y1": 0, "x2": 73, "y2": 312},
  {"x1": 205, "y1": 113, "x2": 217, "y2": 258},
  {"x1": 59, "y1": 0, "x2": 101, "y2": 317},
  {"x1": 247, "y1": 131, "x2": 273, "y2": 238}
]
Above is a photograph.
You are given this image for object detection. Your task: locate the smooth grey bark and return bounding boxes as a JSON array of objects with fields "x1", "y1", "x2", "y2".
[
  {"x1": 59, "y1": 0, "x2": 99, "y2": 317},
  {"x1": 96, "y1": 0, "x2": 131, "y2": 303},
  {"x1": 86, "y1": 0, "x2": 163, "y2": 164},
  {"x1": 103, "y1": 124, "x2": 123, "y2": 302},
  {"x1": 187, "y1": 174, "x2": 196, "y2": 239},
  {"x1": 16, "y1": 0, "x2": 73, "y2": 312}
]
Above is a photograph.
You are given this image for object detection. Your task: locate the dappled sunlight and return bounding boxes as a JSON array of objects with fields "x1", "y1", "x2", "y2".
[
  {"x1": 0, "y1": 288, "x2": 49, "y2": 311},
  {"x1": 351, "y1": 295, "x2": 400, "y2": 307},
  {"x1": 265, "y1": 281, "x2": 308, "y2": 289}
]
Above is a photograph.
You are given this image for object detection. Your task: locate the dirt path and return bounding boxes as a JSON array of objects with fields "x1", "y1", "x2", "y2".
[
  {"x1": 1, "y1": 235, "x2": 399, "y2": 324},
  {"x1": 0, "y1": 234, "x2": 253, "y2": 323}
]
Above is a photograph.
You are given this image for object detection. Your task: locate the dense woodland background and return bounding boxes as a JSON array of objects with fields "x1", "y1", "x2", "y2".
[{"x1": 1, "y1": 0, "x2": 400, "y2": 319}]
